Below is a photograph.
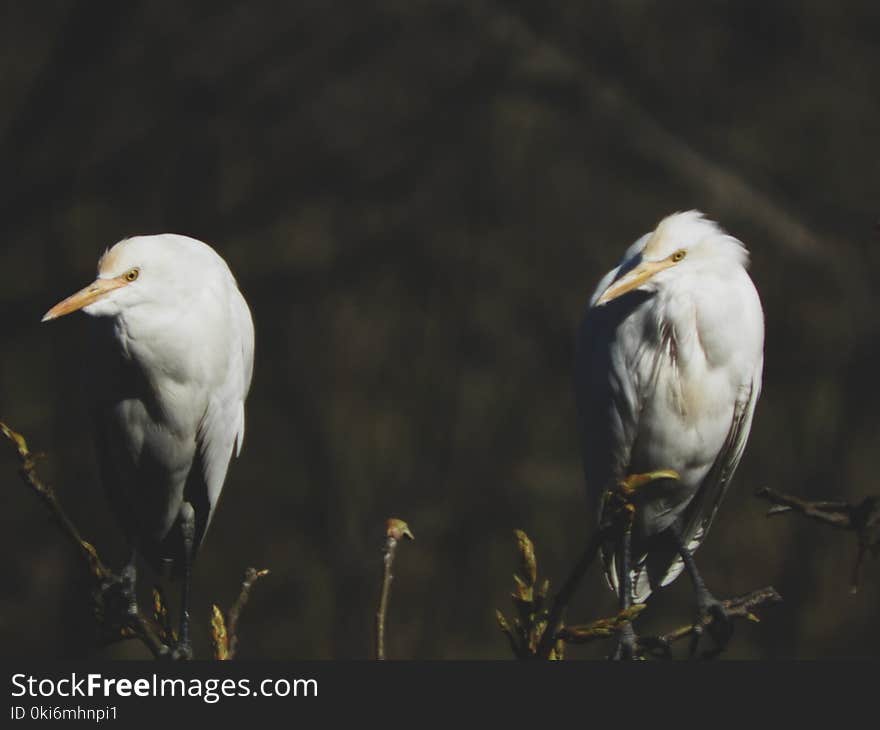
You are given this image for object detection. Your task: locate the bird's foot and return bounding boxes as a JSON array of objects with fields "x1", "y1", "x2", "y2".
[
  {"x1": 637, "y1": 635, "x2": 672, "y2": 660},
  {"x1": 617, "y1": 469, "x2": 680, "y2": 498},
  {"x1": 603, "y1": 470, "x2": 681, "y2": 529},
  {"x1": 171, "y1": 638, "x2": 193, "y2": 661},
  {"x1": 610, "y1": 622, "x2": 639, "y2": 661},
  {"x1": 118, "y1": 563, "x2": 139, "y2": 617},
  {"x1": 93, "y1": 566, "x2": 140, "y2": 641},
  {"x1": 689, "y1": 592, "x2": 733, "y2": 659},
  {"x1": 97, "y1": 567, "x2": 138, "y2": 617}
]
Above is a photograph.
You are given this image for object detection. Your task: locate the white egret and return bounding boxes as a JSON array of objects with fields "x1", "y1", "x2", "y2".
[
  {"x1": 43, "y1": 234, "x2": 254, "y2": 658},
  {"x1": 574, "y1": 211, "x2": 764, "y2": 658}
]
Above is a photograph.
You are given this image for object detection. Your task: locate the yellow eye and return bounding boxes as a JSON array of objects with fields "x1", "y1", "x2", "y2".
[
  {"x1": 671, "y1": 250, "x2": 686, "y2": 262},
  {"x1": 123, "y1": 268, "x2": 139, "y2": 282}
]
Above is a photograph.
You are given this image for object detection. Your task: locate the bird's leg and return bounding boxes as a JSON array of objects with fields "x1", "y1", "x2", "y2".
[
  {"x1": 605, "y1": 470, "x2": 679, "y2": 660},
  {"x1": 120, "y1": 547, "x2": 139, "y2": 617},
  {"x1": 671, "y1": 528, "x2": 732, "y2": 658},
  {"x1": 611, "y1": 521, "x2": 637, "y2": 660},
  {"x1": 173, "y1": 502, "x2": 196, "y2": 660}
]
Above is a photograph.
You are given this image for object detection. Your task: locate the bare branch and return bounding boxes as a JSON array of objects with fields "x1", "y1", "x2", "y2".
[
  {"x1": 498, "y1": 528, "x2": 634, "y2": 660},
  {"x1": 226, "y1": 567, "x2": 270, "y2": 659},
  {"x1": 532, "y1": 484, "x2": 647, "y2": 659},
  {"x1": 755, "y1": 487, "x2": 880, "y2": 591},
  {"x1": 533, "y1": 529, "x2": 604, "y2": 659},
  {"x1": 755, "y1": 487, "x2": 880, "y2": 543},
  {"x1": 2, "y1": 420, "x2": 170, "y2": 658},
  {"x1": 2, "y1": 421, "x2": 108, "y2": 578},
  {"x1": 637, "y1": 586, "x2": 782, "y2": 660},
  {"x1": 210, "y1": 568, "x2": 269, "y2": 660},
  {"x1": 559, "y1": 605, "x2": 647, "y2": 645},
  {"x1": 495, "y1": 609, "x2": 525, "y2": 659},
  {"x1": 499, "y1": 525, "x2": 779, "y2": 660},
  {"x1": 375, "y1": 517, "x2": 414, "y2": 660}
]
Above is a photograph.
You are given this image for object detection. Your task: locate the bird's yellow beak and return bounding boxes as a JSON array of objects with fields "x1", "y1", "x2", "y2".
[
  {"x1": 595, "y1": 259, "x2": 676, "y2": 306},
  {"x1": 41, "y1": 277, "x2": 128, "y2": 322}
]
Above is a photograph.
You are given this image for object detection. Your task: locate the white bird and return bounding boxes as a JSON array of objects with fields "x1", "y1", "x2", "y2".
[
  {"x1": 574, "y1": 211, "x2": 764, "y2": 657},
  {"x1": 42, "y1": 234, "x2": 254, "y2": 657}
]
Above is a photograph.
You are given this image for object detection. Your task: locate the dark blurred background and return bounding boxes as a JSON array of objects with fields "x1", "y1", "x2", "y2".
[{"x1": 1, "y1": 0, "x2": 879, "y2": 660}]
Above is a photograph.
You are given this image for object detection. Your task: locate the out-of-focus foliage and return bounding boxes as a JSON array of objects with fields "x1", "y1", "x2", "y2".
[{"x1": 1, "y1": 0, "x2": 879, "y2": 659}]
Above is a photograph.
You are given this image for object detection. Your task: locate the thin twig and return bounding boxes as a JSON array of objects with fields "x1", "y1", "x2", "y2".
[
  {"x1": 558, "y1": 604, "x2": 646, "y2": 644},
  {"x1": 2, "y1": 421, "x2": 108, "y2": 577},
  {"x1": 495, "y1": 610, "x2": 525, "y2": 658},
  {"x1": 755, "y1": 487, "x2": 880, "y2": 591},
  {"x1": 375, "y1": 517, "x2": 414, "y2": 660},
  {"x1": 535, "y1": 475, "x2": 679, "y2": 658},
  {"x1": 2, "y1": 420, "x2": 169, "y2": 658},
  {"x1": 119, "y1": 605, "x2": 171, "y2": 659},
  {"x1": 755, "y1": 487, "x2": 854, "y2": 528},
  {"x1": 637, "y1": 586, "x2": 782, "y2": 659},
  {"x1": 226, "y1": 567, "x2": 270, "y2": 659},
  {"x1": 533, "y1": 527, "x2": 605, "y2": 659},
  {"x1": 496, "y1": 530, "x2": 562, "y2": 659}
]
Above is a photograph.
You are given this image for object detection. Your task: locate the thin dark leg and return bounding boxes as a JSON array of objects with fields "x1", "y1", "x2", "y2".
[
  {"x1": 612, "y1": 524, "x2": 636, "y2": 660},
  {"x1": 175, "y1": 502, "x2": 196, "y2": 660},
  {"x1": 120, "y1": 547, "x2": 139, "y2": 617},
  {"x1": 670, "y1": 528, "x2": 732, "y2": 657}
]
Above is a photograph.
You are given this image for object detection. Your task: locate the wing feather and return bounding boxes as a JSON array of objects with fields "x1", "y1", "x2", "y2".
[
  {"x1": 677, "y1": 360, "x2": 763, "y2": 560},
  {"x1": 575, "y1": 290, "x2": 653, "y2": 599},
  {"x1": 193, "y1": 282, "x2": 255, "y2": 544}
]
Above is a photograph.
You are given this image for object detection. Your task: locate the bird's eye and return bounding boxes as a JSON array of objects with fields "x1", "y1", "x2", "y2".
[
  {"x1": 123, "y1": 268, "x2": 139, "y2": 282},
  {"x1": 670, "y1": 250, "x2": 686, "y2": 262}
]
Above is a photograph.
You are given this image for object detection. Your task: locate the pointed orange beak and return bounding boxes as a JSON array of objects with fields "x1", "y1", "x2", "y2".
[
  {"x1": 42, "y1": 277, "x2": 128, "y2": 322},
  {"x1": 595, "y1": 259, "x2": 676, "y2": 306}
]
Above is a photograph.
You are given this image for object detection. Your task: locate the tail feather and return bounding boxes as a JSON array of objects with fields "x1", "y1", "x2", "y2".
[
  {"x1": 603, "y1": 526, "x2": 704, "y2": 604},
  {"x1": 604, "y1": 549, "x2": 657, "y2": 604}
]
